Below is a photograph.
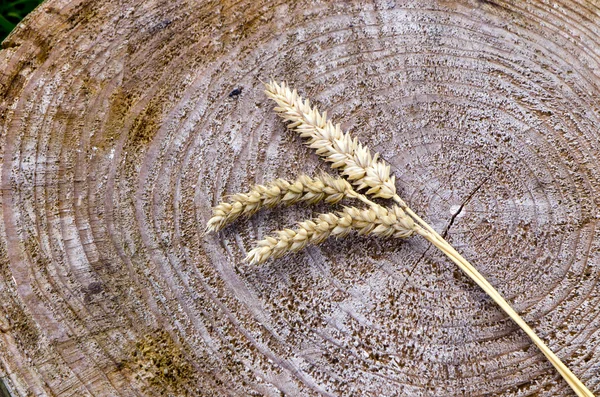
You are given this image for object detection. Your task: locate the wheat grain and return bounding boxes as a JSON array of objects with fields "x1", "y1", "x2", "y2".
[
  {"x1": 245, "y1": 204, "x2": 416, "y2": 264},
  {"x1": 206, "y1": 173, "x2": 359, "y2": 233},
  {"x1": 264, "y1": 80, "x2": 397, "y2": 199}
]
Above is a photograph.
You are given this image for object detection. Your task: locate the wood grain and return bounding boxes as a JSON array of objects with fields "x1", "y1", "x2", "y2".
[{"x1": 1, "y1": 0, "x2": 599, "y2": 395}]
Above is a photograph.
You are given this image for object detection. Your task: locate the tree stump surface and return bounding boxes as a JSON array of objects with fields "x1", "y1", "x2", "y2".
[{"x1": 1, "y1": 0, "x2": 599, "y2": 395}]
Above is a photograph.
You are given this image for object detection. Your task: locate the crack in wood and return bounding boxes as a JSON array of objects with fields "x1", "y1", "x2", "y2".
[{"x1": 441, "y1": 160, "x2": 504, "y2": 239}]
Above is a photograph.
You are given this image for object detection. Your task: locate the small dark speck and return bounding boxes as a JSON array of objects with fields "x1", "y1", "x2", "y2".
[
  {"x1": 1, "y1": 40, "x2": 20, "y2": 50},
  {"x1": 87, "y1": 282, "x2": 103, "y2": 295},
  {"x1": 150, "y1": 19, "x2": 172, "y2": 33},
  {"x1": 0, "y1": 378, "x2": 12, "y2": 397},
  {"x1": 478, "y1": 0, "x2": 503, "y2": 9},
  {"x1": 229, "y1": 87, "x2": 243, "y2": 98}
]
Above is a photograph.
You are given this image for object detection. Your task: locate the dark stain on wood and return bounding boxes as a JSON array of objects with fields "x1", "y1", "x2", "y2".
[
  {"x1": 129, "y1": 99, "x2": 164, "y2": 147},
  {"x1": 130, "y1": 330, "x2": 196, "y2": 395}
]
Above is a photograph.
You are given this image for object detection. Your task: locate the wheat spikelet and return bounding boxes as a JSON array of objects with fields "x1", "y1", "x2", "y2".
[
  {"x1": 206, "y1": 173, "x2": 358, "y2": 233},
  {"x1": 264, "y1": 80, "x2": 397, "y2": 199},
  {"x1": 245, "y1": 204, "x2": 416, "y2": 265}
]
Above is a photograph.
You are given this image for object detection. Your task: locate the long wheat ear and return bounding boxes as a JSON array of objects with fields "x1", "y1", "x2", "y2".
[
  {"x1": 246, "y1": 204, "x2": 416, "y2": 265},
  {"x1": 264, "y1": 80, "x2": 399, "y2": 200},
  {"x1": 206, "y1": 173, "x2": 359, "y2": 233},
  {"x1": 264, "y1": 80, "x2": 594, "y2": 397}
]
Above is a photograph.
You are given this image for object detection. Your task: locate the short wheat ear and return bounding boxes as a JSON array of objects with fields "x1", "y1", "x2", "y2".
[
  {"x1": 261, "y1": 80, "x2": 595, "y2": 397},
  {"x1": 205, "y1": 173, "x2": 359, "y2": 233}
]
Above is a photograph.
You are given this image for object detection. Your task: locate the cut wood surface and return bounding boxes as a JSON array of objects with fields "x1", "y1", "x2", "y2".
[{"x1": 1, "y1": 0, "x2": 599, "y2": 395}]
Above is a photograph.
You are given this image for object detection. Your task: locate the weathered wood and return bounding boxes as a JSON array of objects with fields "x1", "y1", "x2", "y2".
[{"x1": 1, "y1": 0, "x2": 599, "y2": 395}]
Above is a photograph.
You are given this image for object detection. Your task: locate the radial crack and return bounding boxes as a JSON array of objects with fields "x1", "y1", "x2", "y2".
[{"x1": 441, "y1": 167, "x2": 498, "y2": 239}]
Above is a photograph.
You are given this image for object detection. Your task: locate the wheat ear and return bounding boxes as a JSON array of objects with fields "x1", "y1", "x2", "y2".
[
  {"x1": 264, "y1": 80, "x2": 399, "y2": 200},
  {"x1": 246, "y1": 204, "x2": 416, "y2": 265},
  {"x1": 206, "y1": 173, "x2": 359, "y2": 233},
  {"x1": 264, "y1": 81, "x2": 594, "y2": 397}
]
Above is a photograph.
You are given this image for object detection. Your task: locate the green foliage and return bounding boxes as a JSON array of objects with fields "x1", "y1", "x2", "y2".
[{"x1": 1, "y1": 0, "x2": 45, "y2": 41}]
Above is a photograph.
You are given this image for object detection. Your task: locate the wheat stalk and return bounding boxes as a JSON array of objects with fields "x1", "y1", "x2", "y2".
[
  {"x1": 258, "y1": 80, "x2": 595, "y2": 397},
  {"x1": 206, "y1": 173, "x2": 359, "y2": 233},
  {"x1": 264, "y1": 80, "x2": 400, "y2": 201},
  {"x1": 246, "y1": 204, "x2": 416, "y2": 265},
  {"x1": 419, "y1": 232, "x2": 594, "y2": 397}
]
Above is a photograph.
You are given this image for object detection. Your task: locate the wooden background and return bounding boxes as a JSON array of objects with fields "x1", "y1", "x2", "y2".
[{"x1": 1, "y1": 0, "x2": 599, "y2": 395}]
